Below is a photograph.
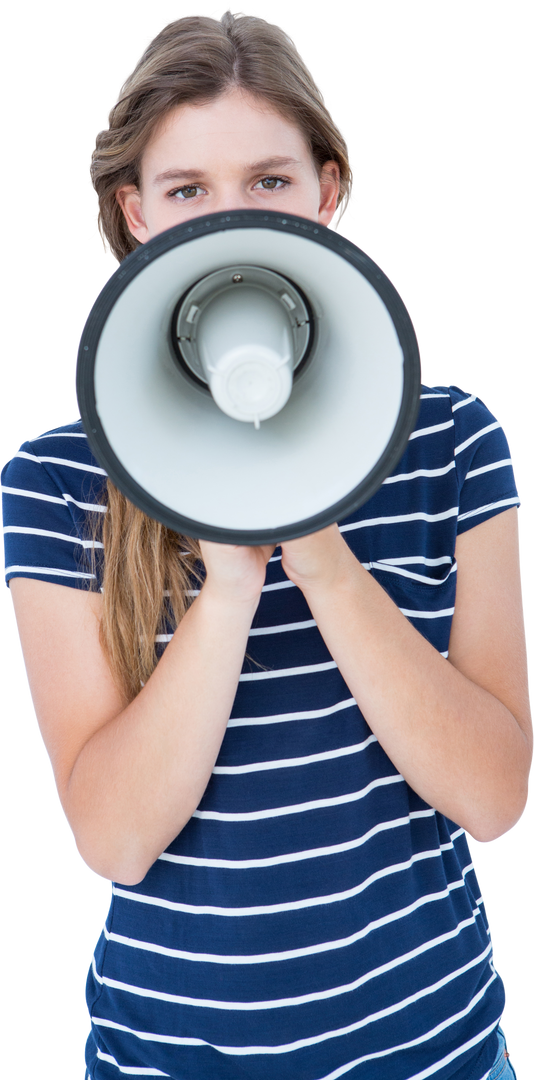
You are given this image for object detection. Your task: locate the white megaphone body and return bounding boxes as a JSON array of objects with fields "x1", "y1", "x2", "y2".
[{"x1": 76, "y1": 210, "x2": 420, "y2": 544}]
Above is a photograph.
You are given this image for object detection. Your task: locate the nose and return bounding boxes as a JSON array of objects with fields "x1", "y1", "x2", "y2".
[{"x1": 209, "y1": 194, "x2": 254, "y2": 214}]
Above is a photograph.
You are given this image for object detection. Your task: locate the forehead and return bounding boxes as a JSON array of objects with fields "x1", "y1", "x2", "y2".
[{"x1": 141, "y1": 89, "x2": 312, "y2": 175}]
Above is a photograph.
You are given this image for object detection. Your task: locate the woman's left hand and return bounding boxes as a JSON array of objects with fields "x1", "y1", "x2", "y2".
[{"x1": 280, "y1": 523, "x2": 353, "y2": 593}]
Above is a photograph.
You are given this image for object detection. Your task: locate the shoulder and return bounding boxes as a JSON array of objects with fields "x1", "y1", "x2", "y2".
[
  {"x1": 2, "y1": 419, "x2": 106, "y2": 502},
  {"x1": 417, "y1": 384, "x2": 503, "y2": 432},
  {"x1": 2, "y1": 416, "x2": 91, "y2": 464},
  {"x1": 413, "y1": 384, "x2": 519, "y2": 533}
]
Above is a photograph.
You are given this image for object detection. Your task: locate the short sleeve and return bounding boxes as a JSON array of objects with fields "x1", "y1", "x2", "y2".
[
  {"x1": 449, "y1": 387, "x2": 520, "y2": 535},
  {"x1": 2, "y1": 424, "x2": 106, "y2": 589}
]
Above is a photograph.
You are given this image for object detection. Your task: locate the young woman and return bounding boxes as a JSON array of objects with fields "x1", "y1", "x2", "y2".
[{"x1": 2, "y1": 12, "x2": 528, "y2": 1080}]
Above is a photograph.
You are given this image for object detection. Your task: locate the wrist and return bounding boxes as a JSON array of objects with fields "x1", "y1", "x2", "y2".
[
  {"x1": 282, "y1": 526, "x2": 360, "y2": 597},
  {"x1": 199, "y1": 577, "x2": 262, "y2": 619}
]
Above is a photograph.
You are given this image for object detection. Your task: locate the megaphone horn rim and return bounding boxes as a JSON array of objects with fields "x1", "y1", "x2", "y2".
[{"x1": 76, "y1": 209, "x2": 421, "y2": 544}]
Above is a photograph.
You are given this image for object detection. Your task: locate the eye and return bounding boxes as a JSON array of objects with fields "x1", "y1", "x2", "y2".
[
  {"x1": 167, "y1": 176, "x2": 289, "y2": 201},
  {"x1": 254, "y1": 176, "x2": 289, "y2": 192},
  {"x1": 168, "y1": 185, "x2": 204, "y2": 200}
]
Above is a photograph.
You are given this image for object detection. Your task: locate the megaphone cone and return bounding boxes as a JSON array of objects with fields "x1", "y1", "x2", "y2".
[{"x1": 77, "y1": 210, "x2": 420, "y2": 544}]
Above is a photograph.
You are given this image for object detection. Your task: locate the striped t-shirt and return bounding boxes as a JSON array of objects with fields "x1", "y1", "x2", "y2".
[{"x1": 2, "y1": 386, "x2": 520, "y2": 1080}]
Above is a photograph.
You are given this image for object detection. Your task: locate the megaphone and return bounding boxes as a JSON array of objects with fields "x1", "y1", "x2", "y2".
[{"x1": 77, "y1": 210, "x2": 420, "y2": 544}]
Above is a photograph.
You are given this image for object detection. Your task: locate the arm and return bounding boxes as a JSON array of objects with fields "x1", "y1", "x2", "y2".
[
  {"x1": 9, "y1": 541, "x2": 274, "y2": 886},
  {"x1": 280, "y1": 508, "x2": 532, "y2": 841}
]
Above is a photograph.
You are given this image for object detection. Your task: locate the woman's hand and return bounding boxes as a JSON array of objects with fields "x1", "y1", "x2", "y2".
[
  {"x1": 199, "y1": 539, "x2": 276, "y2": 606},
  {"x1": 200, "y1": 524, "x2": 353, "y2": 610},
  {"x1": 280, "y1": 524, "x2": 353, "y2": 594}
]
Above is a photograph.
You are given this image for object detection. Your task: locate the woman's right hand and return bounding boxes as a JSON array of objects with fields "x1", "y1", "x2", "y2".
[{"x1": 199, "y1": 539, "x2": 276, "y2": 606}]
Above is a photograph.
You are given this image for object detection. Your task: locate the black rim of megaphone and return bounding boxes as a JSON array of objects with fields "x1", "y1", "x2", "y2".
[{"x1": 77, "y1": 210, "x2": 421, "y2": 545}]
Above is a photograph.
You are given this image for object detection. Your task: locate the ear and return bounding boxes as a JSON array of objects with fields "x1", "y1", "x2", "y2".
[
  {"x1": 318, "y1": 161, "x2": 341, "y2": 227},
  {"x1": 116, "y1": 185, "x2": 150, "y2": 244}
]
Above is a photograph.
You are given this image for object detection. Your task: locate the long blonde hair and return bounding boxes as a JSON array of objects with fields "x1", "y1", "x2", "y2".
[{"x1": 90, "y1": 11, "x2": 352, "y2": 698}]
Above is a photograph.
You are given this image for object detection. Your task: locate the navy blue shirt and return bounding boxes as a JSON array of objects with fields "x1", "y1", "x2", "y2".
[{"x1": 2, "y1": 386, "x2": 520, "y2": 1080}]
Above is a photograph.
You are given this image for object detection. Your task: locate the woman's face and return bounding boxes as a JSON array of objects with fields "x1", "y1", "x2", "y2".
[{"x1": 117, "y1": 88, "x2": 340, "y2": 242}]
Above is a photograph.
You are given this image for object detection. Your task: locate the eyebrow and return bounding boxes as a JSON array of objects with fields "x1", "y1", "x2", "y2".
[{"x1": 152, "y1": 157, "x2": 303, "y2": 187}]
